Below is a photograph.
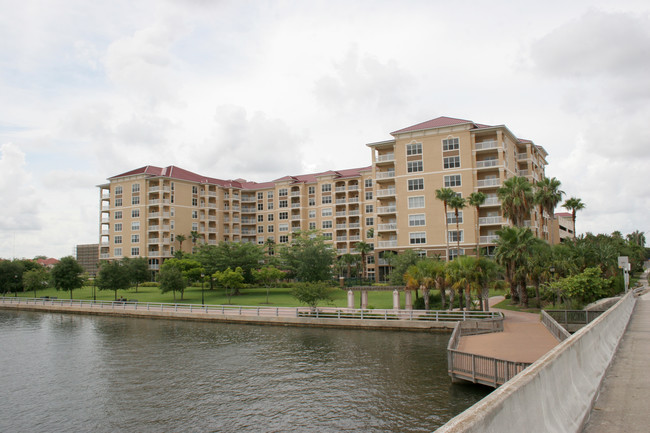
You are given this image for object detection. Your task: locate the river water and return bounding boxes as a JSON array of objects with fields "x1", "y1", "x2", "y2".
[{"x1": 0, "y1": 310, "x2": 489, "y2": 432}]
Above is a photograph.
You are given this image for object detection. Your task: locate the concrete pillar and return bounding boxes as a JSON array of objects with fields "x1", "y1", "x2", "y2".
[
  {"x1": 393, "y1": 290, "x2": 400, "y2": 310},
  {"x1": 404, "y1": 290, "x2": 413, "y2": 310},
  {"x1": 361, "y1": 291, "x2": 368, "y2": 309},
  {"x1": 347, "y1": 290, "x2": 354, "y2": 309}
]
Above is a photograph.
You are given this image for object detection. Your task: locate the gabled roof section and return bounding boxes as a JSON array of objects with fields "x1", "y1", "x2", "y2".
[
  {"x1": 391, "y1": 116, "x2": 478, "y2": 135},
  {"x1": 109, "y1": 165, "x2": 163, "y2": 179}
]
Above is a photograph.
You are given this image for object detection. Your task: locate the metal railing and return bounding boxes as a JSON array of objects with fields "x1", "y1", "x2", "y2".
[
  {"x1": 0, "y1": 297, "x2": 500, "y2": 322},
  {"x1": 544, "y1": 310, "x2": 605, "y2": 327}
]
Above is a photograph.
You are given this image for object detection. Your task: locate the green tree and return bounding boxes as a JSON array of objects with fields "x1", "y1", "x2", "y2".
[
  {"x1": 253, "y1": 265, "x2": 285, "y2": 304},
  {"x1": 50, "y1": 256, "x2": 85, "y2": 299},
  {"x1": 175, "y1": 234, "x2": 187, "y2": 255},
  {"x1": 214, "y1": 267, "x2": 245, "y2": 304},
  {"x1": 446, "y1": 255, "x2": 480, "y2": 311},
  {"x1": 291, "y1": 281, "x2": 335, "y2": 308},
  {"x1": 550, "y1": 267, "x2": 610, "y2": 308},
  {"x1": 23, "y1": 267, "x2": 49, "y2": 298},
  {"x1": 476, "y1": 257, "x2": 500, "y2": 311},
  {"x1": 498, "y1": 176, "x2": 533, "y2": 227},
  {"x1": 97, "y1": 260, "x2": 131, "y2": 300},
  {"x1": 208, "y1": 241, "x2": 264, "y2": 283},
  {"x1": 159, "y1": 264, "x2": 185, "y2": 302},
  {"x1": 354, "y1": 241, "x2": 373, "y2": 280},
  {"x1": 435, "y1": 187, "x2": 456, "y2": 261},
  {"x1": 448, "y1": 195, "x2": 466, "y2": 257},
  {"x1": 0, "y1": 260, "x2": 25, "y2": 296},
  {"x1": 468, "y1": 192, "x2": 486, "y2": 257},
  {"x1": 125, "y1": 257, "x2": 150, "y2": 293},
  {"x1": 534, "y1": 177, "x2": 564, "y2": 242},
  {"x1": 388, "y1": 250, "x2": 421, "y2": 286},
  {"x1": 626, "y1": 230, "x2": 646, "y2": 248},
  {"x1": 190, "y1": 230, "x2": 200, "y2": 249},
  {"x1": 563, "y1": 197, "x2": 586, "y2": 239},
  {"x1": 279, "y1": 230, "x2": 336, "y2": 282},
  {"x1": 404, "y1": 259, "x2": 438, "y2": 310},
  {"x1": 495, "y1": 226, "x2": 542, "y2": 307}
]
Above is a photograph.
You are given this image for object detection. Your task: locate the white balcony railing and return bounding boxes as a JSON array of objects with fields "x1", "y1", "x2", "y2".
[
  {"x1": 481, "y1": 197, "x2": 500, "y2": 206},
  {"x1": 478, "y1": 216, "x2": 504, "y2": 225},
  {"x1": 476, "y1": 159, "x2": 499, "y2": 168},
  {"x1": 375, "y1": 171, "x2": 395, "y2": 180},
  {"x1": 479, "y1": 235, "x2": 500, "y2": 244},
  {"x1": 377, "y1": 188, "x2": 396, "y2": 197},
  {"x1": 477, "y1": 178, "x2": 500, "y2": 187},
  {"x1": 376, "y1": 153, "x2": 395, "y2": 163},
  {"x1": 378, "y1": 240, "x2": 398, "y2": 248},
  {"x1": 377, "y1": 223, "x2": 397, "y2": 231},
  {"x1": 475, "y1": 140, "x2": 498, "y2": 151},
  {"x1": 377, "y1": 206, "x2": 397, "y2": 214}
]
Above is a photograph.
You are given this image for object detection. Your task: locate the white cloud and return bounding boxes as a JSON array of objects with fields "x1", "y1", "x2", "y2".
[{"x1": 0, "y1": 143, "x2": 40, "y2": 232}]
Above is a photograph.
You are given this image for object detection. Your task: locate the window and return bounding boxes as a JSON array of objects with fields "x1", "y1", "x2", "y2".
[
  {"x1": 114, "y1": 211, "x2": 122, "y2": 219},
  {"x1": 114, "y1": 235, "x2": 122, "y2": 244},
  {"x1": 447, "y1": 211, "x2": 463, "y2": 224},
  {"x1": 448, "y1": 230, "x2": 464, "y2": 242},
  {"x1": 268, "y1": 225, "x2": 274, "y2": 233},
  {"x1": 171, "y1": 207, "x2": 175, "y2": 217},
  {"x1": 266, "y1": 214, "x2": 274, "y2": 222},
  {"x1": 308, "y1": 210, "x2": 316, "y2": 218},
  {"x1": 258, "y1": 203, "x2": 264, "y2": 211},
  {"x1": 449, "y1": 248, "x2": 464, "y2": 260},
  {"x1": 308, "y1": 186, "x2": 315, "y2": 194},
  {"x1": 131, "y1": 221, "x2": 140, "y2": 231},
  {"x1": 258, "y1": 215, "x2": 264, "y2": 222},
  {"x1": 115, "y1": 198, "x2": 122, "y2": 207},
  {"x1": 409, "y1": 214, "x2": 426, "y2": 227},
  {"x1": 131, "y1": 247, "x2": 139, "y2": 256},
  {"x1": 322, "y1": 221, "x2": 332, "y2": 229},
  {"x1": 407, "y1": 161, "x2": 423, "y2": 173},
  {"x1": 267, "y1": 202, "x2": 274, "y2": 210},
  {"x1": 309, "y1": 198, "x2": 315, "y2": 206},
  {"x1": 114, "y1": 223, "x2": 122, "y2": 232},
  {"x1": 365, "y1": 205, "x2": 374, "y2": 213},
  {"x1": 131, "y1": 234, "x2": 140, "y2": 243},
  {"x1": 258, "y1": 236, "x2": 265, "y2": 245},
  {"x1": 131, "y1": 196, "x2": 140, "y2": 205},
  {"x1": 366, "y1": 217, "x2": 374, "y2": 226},
  {"x1": 115, "y1": 186, "x2": 123, "y2": 195},
  {"x1": 309, "y1": 222, "x2": 316, "y2": 230},
  {"x1": 114, "y1": 247, "x2": 122, "y2": 257},
  {"x1": 321, "y1": 208, "x2": 332, "y2": 217},
  {"x1": 279, "y1": 212, "x2": 288, "y2": 220},
  {"x1": 322, "y1": 184, "x2": 331, "y2": 193},
  {"x1": 192, "y1": 198, "x2": 198, "y2": 206},
  {"x1": 406, "y1": 142, "x2": 422, "y2": 155},
  {"x1": 132, "y1": 184, "x2": 140, "y2": 193},
  {"x1": 171, "y1": 195, "x2": 175, "y2": 204},
  {"x1": 267, "y1": 191, "x2": 273, "y2": 199},
  {"x1": 444, "y1": 156, "x2": 461, "y2": 169},
  {"x1": 367, "y1": 255, "x2": 375, "y2": 264},
  {"x1": 408, "y1": 178, "x2": 424, "y2": 191},
  {"x1": 279, "y1": 223, "x2": 289, "y2": 232},
  {"x1": 279, "y1": 188, "x2": 288, "y2": 197},
  {"x1": 443, "y1": 137, "x2": 459, "y2": 151},
  {"x1": 408, "y1": 196, "x2": 425, "y2": 209},
  {"x1": 192, "y1": 210, "x2": 198, "y2": 219},
  {"x1": 257, "y1": 192, "x2": 263, "y2": 200},
  {"x1": 192, "y1": 186, "x2": 198, "y2": 194},
  {"x1": 171, "y1": 220, "x2": 175, "y2": 230},
  {"x1": 131, "y1": 209, "x2": 139, "y2": 218},
  {"x1": 323, "y1": 233, "x2": 332, "y2": 240},
  {"x1": 444, "y1": 174, "x2": 462, "y2": 187},
  {"x1": 410, "y1": 232, "x2": 426, "y2": 244},
  {"x1": 258, "y1": 226, "x2": 264, "y2": 233},
  {"x1": 191, "y1": 223, "x2": 198, "y2": 232},
  {"x1": 279, "y1": 200, "x2": 288, "y2": 208},
  {"x1": 322, "y1": 196, "x2": 332, "y2": 204},
  {"x1": 365, "y1": 179, "x2": 373, "y2": 188},
  {"x1": 365, "y1": 191, "x2": 373, "y2": 200},
  {"x1": 279, "y1": 235, "x2": 289, "y2": 243}
]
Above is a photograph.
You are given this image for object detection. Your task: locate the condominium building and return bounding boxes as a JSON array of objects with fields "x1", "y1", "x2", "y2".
[{"x1": 98, "y1": 116, "x2": 548, "y2": 280}]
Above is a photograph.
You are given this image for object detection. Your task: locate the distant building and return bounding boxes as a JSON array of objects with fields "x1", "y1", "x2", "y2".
[
  {"x1": 552, "y1": 212, "x2": 575, "y2": 243},
  {"x1": 75, "y1": 244, "x2": 99, "y2": 276},
  {"x1": 36, "y1": 258, "x2": 59, "y2": 268}
]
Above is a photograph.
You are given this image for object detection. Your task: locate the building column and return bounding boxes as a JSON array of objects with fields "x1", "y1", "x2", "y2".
[
  {"x1": 392, "y1": 289, "x2": 400, "y2": 310},
  {"x1": 361, "y1": 291, "x2": 368, "y2": 309},
  {"x1": 404, "y1": 290, "x2": 413, "y2": 310},
  {"x1": 347, "y1": 290, "x2": 355, "y2": 309}
]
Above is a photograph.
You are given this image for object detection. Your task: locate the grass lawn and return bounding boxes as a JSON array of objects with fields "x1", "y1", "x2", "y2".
[{"x1": 491, "y1": 298, "x2": 542, "y2": 314}]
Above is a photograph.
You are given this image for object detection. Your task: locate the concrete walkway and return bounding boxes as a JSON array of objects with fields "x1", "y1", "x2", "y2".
[
  {"x1": 582, "y1": 272, "x2": 650, "y2": 433},
  {"x1": 456, "y1": 296, "x2": 559, "y2": 363}
]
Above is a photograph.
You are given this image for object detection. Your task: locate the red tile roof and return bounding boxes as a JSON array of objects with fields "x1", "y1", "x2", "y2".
[
  {"x1": 555, "y1": 212, "x2": 572, "y2": 217},
  {"x1": 37, "y1": 258, "x2": 60, "y2": 266},
  {"x1": 391, "y1": 116, "x2": 479, "y2": 135}
]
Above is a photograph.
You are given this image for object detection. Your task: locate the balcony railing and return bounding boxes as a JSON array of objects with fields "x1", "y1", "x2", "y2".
[
  {"x1": 480, "y1": 235, "x2": 500, "y2": 244},
  {"x1": 376, "y1": 153, "x2": 395, "y2": 163},
  {"x1": 337, "y1": 236, "x2": 348, "y2": 241},
  {"x1": 375, "y1": 171, "x2": 395, "y2": 180},
  {"x1": 518, "y1": 169, "x2": 530, "y2": 176},
  {"x1": 517, "y1": 153, "x2": 528, "y2": 160},
  {"x1": 377, "y1": 223, "x2": 397, "y2": 231},
  {"x1": 378, "y1": 240, "x2": 398, "y2": 248},
  {"x1": 476, "y1": 159, "x2": 499, "y2": 168},
  {"x1": 481, "y1": 197, "x2": 500, "y2": 206},
  {"x1": 478, "y1": 216, "x2": 504, "y2": 225},
  {"x1": 348, "y1": 197, "x2": 359, "y2": 203},
  {"x1": 336, "y1": 211, "x2": 346, "y2": 217},
  {"x1": 349, "y1": 235, "x2": 360, "y2": 241},
  {"x1": 348, "y1": 185, "x2": 359, "y2": 191},
  {"x1": 335, "y1": 186, "x2": 346, "y2": 192},
  {"x1": 348, "y1": 223, "x2": 360, "y2": 228},
  {"x1": 475, "y1": 140, "x2": 498, "y2": 151},
  {"x1": 377, "y1": 188, "x2": 396, "y2": 197},
  {"x1": 477, "y1": 178, "x2": 500, "y2": 187},
  {"x1": 377, "y1": 206, "x2": 397, "y2": 214}
]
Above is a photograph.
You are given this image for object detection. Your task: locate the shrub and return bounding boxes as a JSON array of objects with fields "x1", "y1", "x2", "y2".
[
  {"x1": 140, "y1": 282, "x2": 160, "y2": 287},
  {"x1": 291, "y1": 281, "x2": 335, "y2": 308}
]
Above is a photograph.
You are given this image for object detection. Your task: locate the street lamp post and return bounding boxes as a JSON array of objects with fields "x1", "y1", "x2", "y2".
[
  {"x1": 201, "y1": 273, "x2": 205, "y2": 306},
  {"x1": 92, "y1": 273, "x2": 96, "y2": 302},
  {"x1": 549, "y1": 266, "x2": 557, "y2": 306}
]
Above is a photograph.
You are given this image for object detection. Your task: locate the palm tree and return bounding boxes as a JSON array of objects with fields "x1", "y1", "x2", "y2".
[
  {"x1": 495, "y1": 226, "x2": 542, "y2": 307},
  {"x1": 498, "y1": 176, "x2": 533, "y2": 227},
  {"x1": 534, "y1": 177, "x2": 564, "y2": 242},
  {"x1": 627, "y1": 230, "x2": 646, "y2": 248},
  {"x1": 448, "y1": 195, "x2": 466, "y2": 258},
  {"x1": 446, "y1": 255, "x2": 480, "y2": 311},
  {"x1": 404, "y1": 260, "x2": 436, "y2": 310},
  {"x1": 176, "y1": 234, "x2": 187, "y2": 254},
  {"x1": 354, "y1": 241, "x2": 373, "y2": 280},
  {"x1": 436, "y1": 188, "x2": 456, "y2": 261},
  {"x1": 476, "y1": 257, "x2": 500, "y2": 311},
  {"x1": 468, "y1": 192, "x2": 486, "y2": 257},
  {"x1": 430, "y1": 260, "x2": 448, "y2": 310},
  {"x1": 563, "y1": 197, "x2": 586, "y2": 239}
]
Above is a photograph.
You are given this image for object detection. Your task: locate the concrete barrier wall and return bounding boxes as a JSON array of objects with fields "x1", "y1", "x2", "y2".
[{"x1": 436, "y1": 291, "x2": 637, "y2": 433}]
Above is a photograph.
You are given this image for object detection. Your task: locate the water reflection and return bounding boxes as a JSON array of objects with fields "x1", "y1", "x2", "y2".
[{"x1": 0, "y1": 310, "x2": 490, "y2": 432}]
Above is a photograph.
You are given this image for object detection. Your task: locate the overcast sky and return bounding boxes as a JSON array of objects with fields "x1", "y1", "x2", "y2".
[{"x1": 1, "y1": 0, "x2": 649, "y2": 259}]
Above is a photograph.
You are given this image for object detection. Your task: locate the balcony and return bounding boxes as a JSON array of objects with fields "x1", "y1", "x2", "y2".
[
  {"x1": 348, "y1": 197, "x2": 359, "y2": 203},
  {"x1": 479, "y1": 216, "x2": 504, "y2": 225},
  {"x1": 348, "y1": 210, "x2": 360, "y2": 216},
  {"x1": 377, "y1": 206, "x2": 397, "y2": 214},
  {"x1": 377, "y1": 223, "x2": 397, "y2": 231},
  {"x1": 475, "y1": 140, "x2": 499, "y2": 151},
  {"x1": 349, "y1": 235, "x2": 361, "y2": 241},
  {"x1": 477, "y1": 178, "x2": 500, "y2": 188},
  {"x1": 291, "y1": 191, "x2": 301, "y2": 197},
  {"x1": 335, "y1": 186, "x2": 346, "y2": 192},
  {"x1": 517, "y1": 153, "x2": 528, "y2": 160},
  {"x1": 291, "y1": 203, "x2": 301, "y2": 208},
  {"x1": 376, "y1": 153, "x2": 395, "y2": 164},
  {"x1": 337, "y1": 236, "x2": 348, "y2": 241},
  {"x1": 378, "y1": 240, "x2": 398, "y2": 248},
  {"x1": 336, "y1": 198, "x2": 346, "y2": 204},
  {"x1": 476, "y1": 159, "x2": 499, "y2": 169},
  {"x1": 337, "y1": 248, "x2": 348, "y2": 254},
  {"x1": 336, "y1": 224, "x2": 347, "y2": 229},
  {"x1": 376, "y1": 171, "x2": 395, "y2": 180},
  {"x1": 148, "y1": 251, "x2": 160, "y2": 257},
  {"x1": 518, "y1": 169, "x2": 530, "y2": 176},
  {"x1": 479, "y1": 235, "x2": 500, "y2": 244},
  {"x1": 480, "y1": 197, "x2": 500, "y2": 206},
  {"x1": 376, "y1": 188, "x2": 396, "y2": 197},
  {"x1": 336, "y1": 211, "x2": 346, "y2": 217},
  {"x1": 100, "y1": 253, "x2": 110, "y2": 259},
  {"x1": 148, "y1": 225, "x2": 160, "y2": 231},
  {"x1": 348, "y1": 223, "x2": 360, "y2": 229},
  {"x1": 348, "y1": 185, "x2": 359, "y2": 191},
  {"x1": 149, "y1": 264, "x2": 160, "y2": 270}
]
